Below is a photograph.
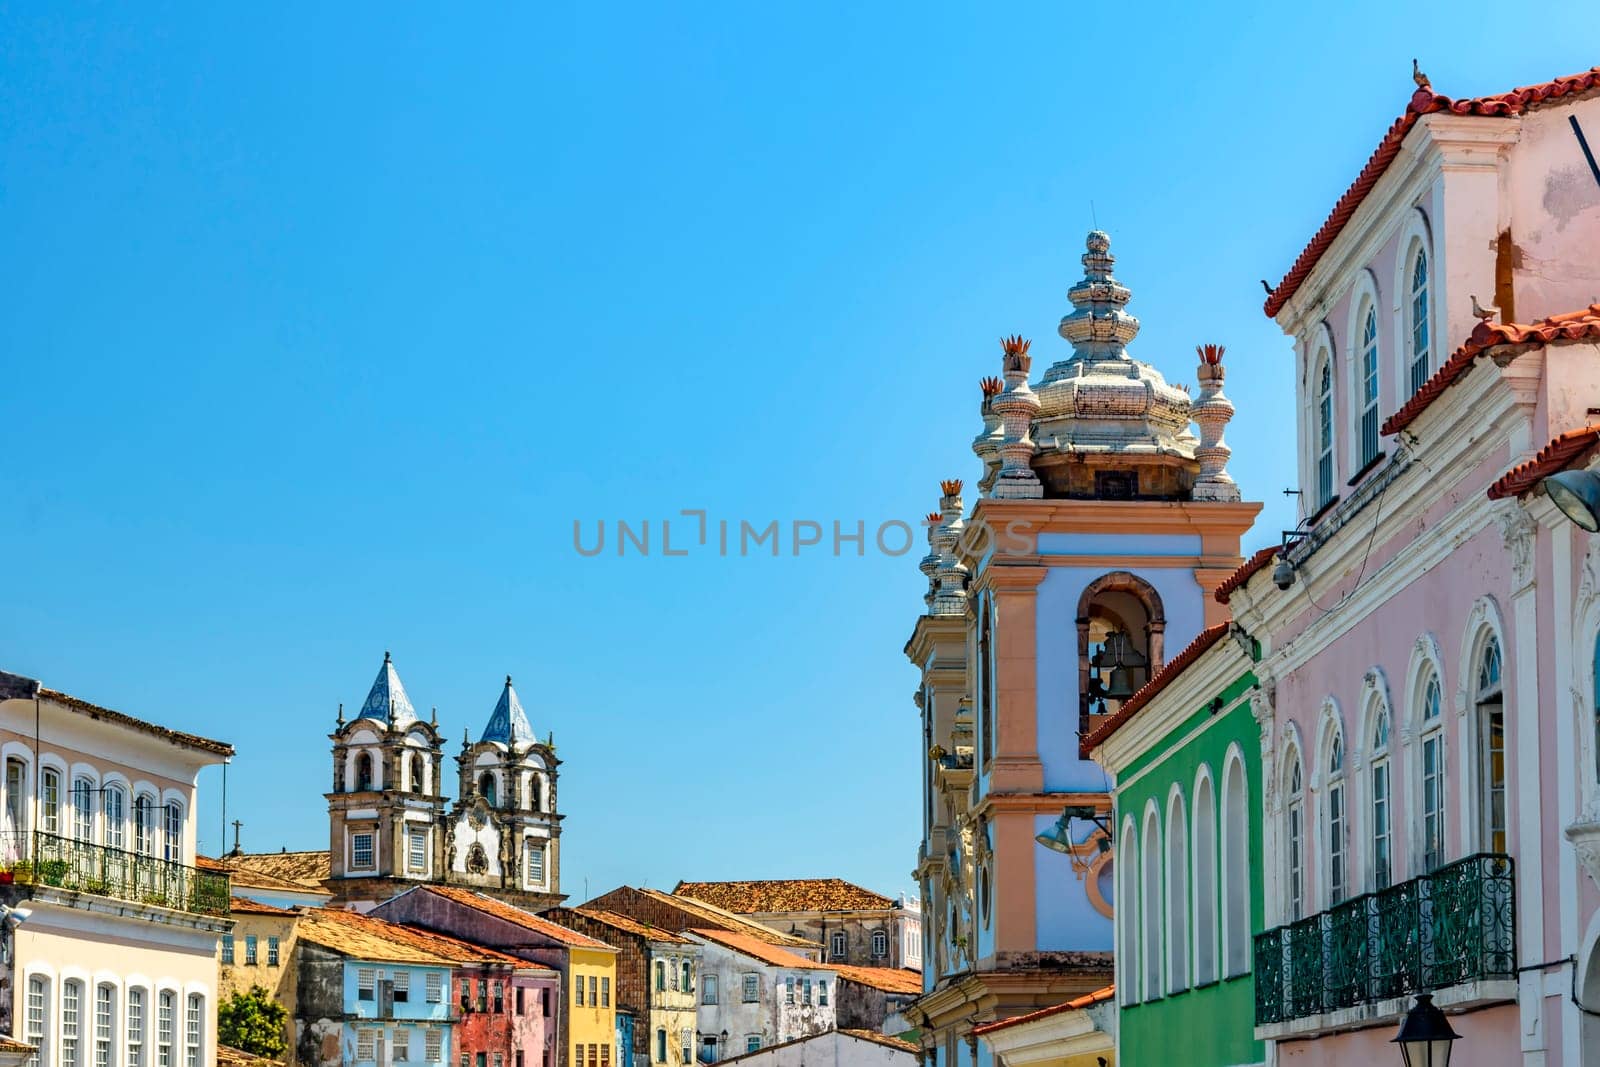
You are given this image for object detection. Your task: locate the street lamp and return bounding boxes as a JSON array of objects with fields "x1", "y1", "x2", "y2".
[
  {"x1": 1036, "y1": 805, "x2": 1112, "y2": 876},
  {"x1": 1543, "y1": 469, "x2": 1600, "y2": 531},
  {"x1": 1391, "y1": 993, "x2": 1459, "y2": 1067}
]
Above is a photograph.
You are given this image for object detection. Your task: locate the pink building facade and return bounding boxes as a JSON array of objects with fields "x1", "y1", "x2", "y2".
[{"x1": 1225, "y1": 66, "x2": 1600, "y2": 1066}]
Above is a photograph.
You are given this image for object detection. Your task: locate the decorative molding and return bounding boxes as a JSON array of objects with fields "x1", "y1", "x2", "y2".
[
  {"x1": 1494, "y1": 501, "x2": 1539, "y2": 594},
  {"x1": 1567, "y1": 820, "x2": 1600, "y2": 889}
]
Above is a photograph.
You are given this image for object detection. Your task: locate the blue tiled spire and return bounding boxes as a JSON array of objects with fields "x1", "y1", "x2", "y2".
[
  {"x1": 481, "y1": 675, "x2": 535, "y2": 746},
  {"x1": 356, "y1": 651, "x2": 419, "y2": 727}
]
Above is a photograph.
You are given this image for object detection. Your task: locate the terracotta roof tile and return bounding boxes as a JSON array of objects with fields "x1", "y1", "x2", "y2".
[
  {"x1": 1265, "y1": 68, "x2": 1600, "y2": 318},
  {"x1": 410, "y1": 886, "x2": 615, "y2": 950},
  {"x1": 1081, "y1": 624, "x2": 1233, "y2": 756},
  {"x1": 688, "y1": 928, "x2": 831, "y2": 970},
  {"x1": 832, "y1": 965, "x2": 923, "y2": 994},
  {"x1": 1487, "y1": 424, "x2": 1600, "y2": 500},
  {"x1": 838, "y1": 1031, "x2": 919, "y2": 1053},
  {"x1": 0, "y1": 1038, "x2": 34, "y2": 1055},
  {"x1": 228, "y1": 896, "x2": 297, "y2": 916},
  {"x1": 551, "y1": 907, "x2": 690, "y2": 945},
  {"x1": 298, "y1": 907, "x2": 524, "y2": 966},
  {"x1": 1214, "y1": 545, "x2": 1278, "y2": 605},
  {"x1": 673, "y1": 879, "x2": 896, "y2": 913},
  {"x1": 28, "y1": 687, "x2": 233, "y2": 757},
  {"x1": 202, "y1": 855, "x2": 329, "y2": 895},
  {"x1": 608, "y1": 887, "x2": 817, "y2": 949},
  {"x1": 226, "y1": 850, "x2": 331, "y2": 891},
  {"x1": 216, "y1": 1047, "x2": 275, "y2": 1067},
  {"x1": 971, "y1": 985, "x2": 1115, "y2": 1036},
  {"x1": 1383, "y1": 304, "x2": 1600, "y2": 436}
]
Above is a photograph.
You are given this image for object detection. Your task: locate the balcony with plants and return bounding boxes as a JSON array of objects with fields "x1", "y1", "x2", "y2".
[
  {"x1": 1253, "y1": 853, "x2": 1514, "y2": 1039},
  {"x1": 0, "y1": 831, "x2": 230, "y2": 917}
]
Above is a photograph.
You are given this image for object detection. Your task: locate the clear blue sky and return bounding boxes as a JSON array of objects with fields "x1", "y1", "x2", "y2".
[{"x1": 2, "y1": 3, "x2": 1593, "y2": 901}]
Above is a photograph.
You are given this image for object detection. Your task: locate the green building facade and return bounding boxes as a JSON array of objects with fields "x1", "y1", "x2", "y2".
[{"x1": 1085, "y1": 626, "x2": 1265, "y2": 1067}]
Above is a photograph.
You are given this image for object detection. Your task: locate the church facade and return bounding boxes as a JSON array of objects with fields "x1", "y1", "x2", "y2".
[
  {"x1": 908, "y1": 232, "x2": 1258, "y2": 1066},
  {"x1": 324, "y1": 652, "x2": 565, "y2": 910}
]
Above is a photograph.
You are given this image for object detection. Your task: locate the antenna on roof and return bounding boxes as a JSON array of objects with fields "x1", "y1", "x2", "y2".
[{"x1": 1089, "y1": 200, "x2": 1098, "y2": 230}]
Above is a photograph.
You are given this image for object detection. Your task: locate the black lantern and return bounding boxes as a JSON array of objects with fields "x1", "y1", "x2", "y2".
[{"x1": 1391, "y1": 994, "x2": 1459, "y2": 1067}]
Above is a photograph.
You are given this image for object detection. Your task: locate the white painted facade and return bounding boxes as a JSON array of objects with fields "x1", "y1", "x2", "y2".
[
  {"x1": 684, "y1": 933, "x2": 837, "y2": 1062},
  {"x1": 715, "y1": 1029, "x2": 916, "y2": 1067}
]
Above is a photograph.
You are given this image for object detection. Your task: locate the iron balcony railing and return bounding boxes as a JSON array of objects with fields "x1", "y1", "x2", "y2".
[
  {"x1": 0, "y1": 831, "x2": 230, "y2": 916},
  {"x1": 1254, "y1": 852, "x2": 1513, "y2": 1026}
]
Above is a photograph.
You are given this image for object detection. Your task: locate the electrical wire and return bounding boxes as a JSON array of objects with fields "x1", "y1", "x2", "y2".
[{"x1": 1298, "y1": 462, "x2": 1393, "y2": 619}]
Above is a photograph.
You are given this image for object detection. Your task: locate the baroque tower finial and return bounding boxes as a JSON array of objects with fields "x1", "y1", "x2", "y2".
[
  {"x1": 1191, "y1": 342, "x2": 1240, "y2": 501},
  {"x1": 931, "y1": 481, "x2": 970, "y2": 615},
  {"x1": 989, "y1": 336, "x2": 1043, "y2": 499},
  {"x1": 973, "y1": 378, "x2": 1007, "y2": 493}
]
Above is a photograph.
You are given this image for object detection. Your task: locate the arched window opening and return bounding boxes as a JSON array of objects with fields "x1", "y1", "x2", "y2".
[
  {"x1": 1409, "y1": 250, "x2": 1431, "y2": 394},
  {"x1": 1222, "y1": 757, "x2": 1249, "y2": 976},
  {"x1": 1359, "y1": 305, "x2": 1380, "y2": 468},
  {"x1": 1420, "y1": 672, "x2": 1446, "y2": 871},
  {"x1": 1286, "y1": 749, "x2": 1305, "y2": 920},
  {"x1": 411, "y1": 754, "x2": 426, "y2": 795},
  {"x1": 354, "y1": 753, "x2": 373, "y2": 793},
  {"x1": 163, "y1": 802, "x2": 182, "y2": 863},
  {"x1": 1477, "y1": 637, "x2": 1506, "y2": 854},
  {"x1": 1119, "y1": 818, "x2": 1140, "y2": 1005},
  {"x1": 72, "y1": 776, "x2": 94, "y2": 843},
  {"x1": 1316, "y1": 355, "x2": 1334, "y2": 506},
  {"x1": 1327, "y1": 732, "x2": 1346, "y2": 904},
  {"x1": 1078, "y1": 573, "x2": 1165, "y2": 736},
  {"x1": 1369, "y1": 704, "x2": 1393, "y2": 891},
  {"x1": 479, "y1": 772, "x2": 497, "y2": 808},
  {"x1": 1141, "y1": 811, "x2": 1162, "y2": 1001},
  {"x1": 134, "y1": 794, "x2": 157, "y2": 857},
  {"x1": 1166, "y1": 795, "x2": 1189, "y2": 993},
  {"x1": 3, "y1": 758, "x2": 26, "y2": 836},
  {"x1": 41, "y1": 768, "x2": 60, "y2": 835},
  {"x1": 103, "y1": 785, "x2": 126, "y2": 851},
  {"x1": 1193, "y1": 774, "x2": 1218, "y2": 985},
  {"x1": 978, "y1": 601, "x2": 994, "y2": 766}
]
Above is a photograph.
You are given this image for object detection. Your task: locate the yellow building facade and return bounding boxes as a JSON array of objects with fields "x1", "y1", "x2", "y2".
[
  {"x1": 567, "y1": 944, "x2": 619, "y2": 1067},
  {"x1": 216, "y1": 898, "x2": 300, "y2": 1057}
]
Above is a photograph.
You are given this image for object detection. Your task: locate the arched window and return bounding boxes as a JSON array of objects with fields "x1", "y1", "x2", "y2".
[
  {"x1": 478, "y1": 772, "x2": 497, "y2": 808},
  {"x1": 62, "y1": 979, "x2": 83, "y2": 1067},
  {"x1": 4, "y1": 758, "x2": 27, "y2": 835},
  {"x1": 1141, "y1": 808, "x2": 1162, "y2": 1000},
  {"x1": 1193, "y1": 773, "x2": 1217, "y2": 985},
  {"x1": 1221, "y1": 755, "x2": 1249, "y2": 976},
  {"x1": 72, "y1": 776, "x2": 95, "y2": 843},
  {"x1": 1316, "y1": 354, "x2": 1334, "y2": 506},
  {"x1": 95, "y1": 982, "x2": 115, "y2": 1067},
  {"x1": 1166, "y1": 792, "x2": 1189, "y2": 993},
  {"x1": 1119, "y1": 817, "x2": 1139, "y2": 1004},
  {"x1": 1077, "y1": 572, "x2": 1165, "y2": 733},
  {"x1": 872, "y1": 929, "x2": 889, "y2": 959},
  {"x1": 354, "y1": 753, "x2": 373, "y2": 792},
  {"x1": 25, "y1": 974, "x2": 50, "y2": 1066},
  {"x1": 1409, "y1": 249, "x2": 1431, "y2": 394},
  {"x1": 978, "y1": 600, "x2": 994, "y2": 765},
  {"x1": 411, "y1": 754, "x2": 426, "y2": 795},
  {"x1": 1358, "y1": 304, "x2": 1380, "y2": 468},
  {"x1": 1371, "y1": 705, "x2": 1392, "y2": 889},
  {"x1": 1326, "y1": 732, "x2": 1346, "y2": 904},
  {"x1": 103, "y1": 784, "x2": 126, "y2": 851},
  {"x1": 41, "y1": 768, "x2": 61, "y2": 835},
  {"x1": 1285, "y1": 747, "x2": 1305, "y2": 920},
  {"x1": 163, "y1": 801, "x2": 182, "y2": 863},
  {"x1": 529, "y1": 774, "x2": 543, "y2": 813},
  {"x1": 1476, "y1": 638, "x2": 1505, "y2": 853},
  {"x1": 1420, "y1": 672, "x2": 1446, "y2": 870}
]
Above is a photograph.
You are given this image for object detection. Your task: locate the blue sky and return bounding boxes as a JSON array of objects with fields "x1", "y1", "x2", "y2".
[{"x1": 3, "y1": 3, "x2": 1595, "y2": 901}]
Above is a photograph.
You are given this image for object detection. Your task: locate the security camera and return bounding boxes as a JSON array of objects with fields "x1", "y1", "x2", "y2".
[
  {"x1": 1272, "y1": 556, "x2": 1296, "y2": 590},
  {"x1": 4, "y1": 906, "x2": 31, "y2": 928}
]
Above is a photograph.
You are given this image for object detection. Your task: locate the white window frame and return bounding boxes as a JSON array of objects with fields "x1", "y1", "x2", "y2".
[
  {"x1": 1408, "y1": 247, "x2": 1431, "y2": 395},
  {"x1": 62, "y1": 979, "x2": 83, "y2": 1067},
  {"x1": 351, "y1": 831, "x2": 376, "y2": 872},
  {"x1": 94, "y1": 984, "x2": 114, "y2": 1067},
  {"x1": 1419, "y1": 671, "x2": 1446, "y2": 872},
  {"x1": 871, "y1": 929, "x2": 888, "y2": 959},
  {"x1": 741, "y1": 973, "x2": 758, "y2": 1003},
  {"x1": 26, "y1": 974, "x2": 49, "y2": 1067},
  {"x1": 1191, "y1": 767, "x2": 1218, "y2": 986},
  {"x1": 701, "y1": 974, "x2": 718, "y2": 1005},
  {"x1": 1165, "y1": 788, "x2": 1189, "y2": 993},
  {"x1": 1285, "y1": 747, "x2": 1305, "y2": 920},
  {"x1": 1315, "y1": 349, "x2": 1334, "y2": 506},
  {"x1": 157, "y1": 990, "x2": 174, "y2": 1067},
  {"x1": 127, "y1": 987, "x2": 145, "y2": 1067},
  {"x1": 184, "y1": 994, "x2": 201, "y2": 1067},
  {"x1": 1475, "y1": 635, "x2": 1506, "y2": 854},
  {"x1": 1140, "y1": 803, "x2": 1162, "y2": 1001}
]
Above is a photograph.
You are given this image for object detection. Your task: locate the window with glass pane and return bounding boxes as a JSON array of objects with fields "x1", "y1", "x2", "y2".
[
  {"x1": 352, "y1": 832, "x2": 375, "y2": 870},
  {"x1": 1328, "y1": 744, "x2": 1345, "y2": 904},
  {"x1": 526, "y1": 841, "x2": 545, "y2": 885},
  {"x1": 135, "y1": 795, "x2": 156, "y2": 856},
  {"x1": 268, "y1": 937, "x2": 281, "y2": 966},
  {"x1": 185, "y1": 995, "x2": 201, "y2": 1067},
  {"x1": 222, "y1": 936, "x2": 235, "y2": 965},
  {"x1": 127, "y1": 988, "x2": 145, "y2": 1067},
  {"x1": 102, "y1": 787, "x2": 125, "y2": 850},
  {"x1": 245, "y1": 936, "x2": 258, "y2": 965},
  {"x1": 1287, "y1": 756, "x2": 1304, "y2": 918},
  {"x1": 742, "y1": 974, "x2": 758, "y2": 1002},
  {"x1": 26, "y1": 975, "x2": 47, "y2": 1067},
  {"x1": 746, "y1": 1037, "x2": 761, "y2": 1054},
  {"x1": 164, "y1": 803, "x2": 182, "y2": 862},
  {"x1": 4, "y1": 758, "x2": 25, "y2": 833},
  {"x1": 702, "y1": 974, "x2": 718, "y2": 1005},
  {"x1": 157, "y1": 991, "x2": 174, "y2": 1067},
  {"x1": 425, "y1": 1029, "x2": 442, "y2": 1063},
  {"x1": 62, "y1": 980, "x2": 82, "y2": 1067},
  {"x1": 1317, "y1": 358, "x2": 1334, "y2": 504},
  {"x1": 1422, "y1": 675, "x2": 1446, "y2": 870},
  {"x1": 73, "y1": 778, "x2": 94, "y2": 843},
  {"x1": 1477, "y1": 638, "x2": 1507, "y2": 852},
  {"x1": 95, "y1": 984, "x2": 113, "y2": 1067},
  {"x1": 1371, "y1": 709, "x2": 1391, "y2": 889},
  {"x1": 410, "y1": 828, "x2": 428, "y2": 873},
  {"x1": 1410, "y1": 251, "x2": 1430, "y2": 394},
  {"x1": 42, "y1": 769, "x2": 60, "y2": 834},
  {"x1": 1359, "y1": 308, "x2": 1380, "y2": 467},
  {"x1": 819, "y1": 980, "x2": 828, "y2": 1005}
]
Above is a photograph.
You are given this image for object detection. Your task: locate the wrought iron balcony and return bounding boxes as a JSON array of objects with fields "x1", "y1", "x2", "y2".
[
  {"x1": 0, "y1": 832, "x2": 230, "y2": 917},
  {"x1": 1254, "y1": 852, "x2": 1514, "y2": 1026}
]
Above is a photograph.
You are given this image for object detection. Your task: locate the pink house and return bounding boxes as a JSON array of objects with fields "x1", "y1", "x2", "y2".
[{"x1": 1221, "y1": 65, "x2": 1600, "y2": 1065}]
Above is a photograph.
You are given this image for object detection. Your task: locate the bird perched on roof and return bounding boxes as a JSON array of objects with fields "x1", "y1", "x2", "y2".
[
  {"x1": 1413, "y1": 59, "x2": 1430, "y2": 89},
  {"x1": 1471, "y1": 294, "x2": 1501, "y2": 321}
]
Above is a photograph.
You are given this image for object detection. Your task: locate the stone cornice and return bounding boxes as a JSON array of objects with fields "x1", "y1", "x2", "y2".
[
  {"x1": 905, "y1": 614, "x2": 969, "y2": 667},
  {"x1": 973, "y1": 791, "x2": 1108, "y2": 819}
]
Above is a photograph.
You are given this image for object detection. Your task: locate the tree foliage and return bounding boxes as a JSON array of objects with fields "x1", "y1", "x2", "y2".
[{"x1": 218, "y1": 984, "x2": 289, "y2": 1059}]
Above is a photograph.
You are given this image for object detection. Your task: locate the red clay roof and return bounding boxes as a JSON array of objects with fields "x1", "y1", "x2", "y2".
[
  {"x1": 228, "y1": 895, "x2": 297, "y2": 916},
  {"x1": 1383, "y1": 304, "x2": 1600, "y2": 436},
  {"x1": 1264, "y1": 68, "x2": 1600, "y2": 319},
  {"x1": 971, "y1": 985, "x2": 1115, "y2": 1036},
  {"x1": 1081, "y1": 624, "x2": 1233, "y2": 757},
  {"x1": 408, "y1": 886, "x2": 615, "y2": 950},
  {"x1": 674, "y1": 878, "x2": 895, "y2": 913},
  {"x1": 556, "y1": 906, "x2": 690, "y2": 945},
  {"x1": 832, "y1": 965, "x2": 923, "y2": 995},
  {"x1": 1214, "y1": 545, "x2": 1278, "y2": 605},
  {"x1": 1487, "y1": 425, "x2": 1600, "y2": 500},
  {"x1": 298, "y1": 907, "x2": 526, "y2": 966},
  {"x1": 688, "y1": 927, "x2": 831, "y2": 970}
]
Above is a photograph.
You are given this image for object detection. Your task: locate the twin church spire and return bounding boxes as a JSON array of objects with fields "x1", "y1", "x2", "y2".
[{"x1": 352, "y1": 653, "x2": 538, "y2": 745}]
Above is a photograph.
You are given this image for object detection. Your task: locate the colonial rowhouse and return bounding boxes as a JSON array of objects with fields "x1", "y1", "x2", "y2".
[
  {"x1": 680, "y1": 928, "x2": 838, "y2": 1062},
  {"x1": 250, "y1": 653, "x2": 565, "y2": 911},
  {"x1": 969, "y1": 986, "x2": 1115, "y2": 1067},
  {"x1": 672, "y1": 879, "x2": 921, "y2": 971},
  {"x1": 1083, "y1": 623, "x2": 1264, "y2": 1067},
  {"x1": 0, "y1": 669, "x2": 233, "y2": 1067},
  {"x1": 906, "y1": 232, "x2": 1259, "y2": 1067},
  {"x1": 1232, "y1": 63, "x2": 1600, "y2": 1067}
]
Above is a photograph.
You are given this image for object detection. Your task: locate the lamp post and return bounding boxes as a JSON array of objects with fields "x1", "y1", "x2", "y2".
[
  {"x1": 1543, "y1": 469, "x2": 1600, "y2": 531},
  {"x1": 1391, "y1": 993, "x2": 1459, "y2": 1067}
]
